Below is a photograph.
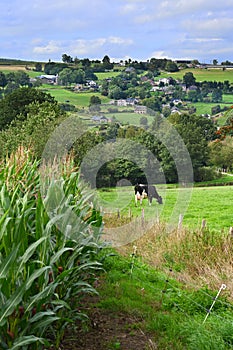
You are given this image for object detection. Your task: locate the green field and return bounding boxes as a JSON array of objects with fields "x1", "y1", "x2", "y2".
[
  {"x1": 95, "y1": 71, "x2": 122, "y2": 80},
  {"x1": 162, "y1": 68, "x2": 233, "y2": 82},
  {"x1": 98, "y1": 184, "x2": 233, "y2": 231},
  {"x1": 41, "y1": 85, "x2": 110, "y2": 107}
]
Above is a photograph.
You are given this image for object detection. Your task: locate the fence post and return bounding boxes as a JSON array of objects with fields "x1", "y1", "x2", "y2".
[
  {"x1": 129, "y1": 207, "x2": 132, "y2": 220},
  {"x1": 117, "y1": 208, "x2": 120, "y2": 219},
  {"x1": 178, "y1": 214, "x2": 183, "y2": 230},
  {"x1": 229, "y1": 227, "x2": 233, "y2": 237},
  {"x1": 141, "y1": 208, "x2": 145, "y2": 226},
  {"x1": 156, "y1": 208, "x2": 160, "y2": 224},
  {"x1": 203, "y1": 284, "x2": 227, "y2": 324},
  {"x1": 201, "y1": 219, "x2": 206, "y2": 230}
]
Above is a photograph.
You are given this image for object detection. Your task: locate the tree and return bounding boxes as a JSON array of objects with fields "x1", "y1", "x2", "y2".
[
  {"x1": 212, "y1": 88, "x2": 222, "y2": 103},
  {"x1": 183, "y1": 72, "x2": 196, "y2": 88},
  {"x1": 34, "y1": 62, "x2": 42, "y2": 72},
  {"x1": 4, "y1": 82, "x2": 20, "y2": 94},
  {"x1": 102, "y1": 55, "x2": 113, "y2": 70},
  {"x1": 168, "y1": 113, "x2": 217, "y2": 180},
  {"x1": 140, "y1": 116, "x2": 148, "y2": 127},
  {"x1": 0, "y1": 87, "x2": 55, "y2": 130},
  {"x1": 62, "y1": 54, "x2": 73, "y2": 63},
  {"x1": 209, "y1": 136, "x2": 233, "y2": 171},
  {"x1": 213, "y1": 59, "x2": 218, "y2": 65},
  {"x1": 89, "y1": 95, "x2": 101, "y2": 106},
  {"x1": 0, "y1": 72, "x2": 7, "y2": 88},
  {"x1": 14, "y1": 71, "x2": 30, "y2": 86},
  {"x1": 165, "y1": 61, "x2": 179, "y2": 72},
  {"x1": 0, "y1": 101, "x2": 65, "y2": 158},
  {"x1": 58, "y1": 68, "x2": 75, "y2": 86}
]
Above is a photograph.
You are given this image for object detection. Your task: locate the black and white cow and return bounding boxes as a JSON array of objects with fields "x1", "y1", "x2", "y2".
[{"x1": 134, "y1": 184, "x2": 162, "y2": 206}]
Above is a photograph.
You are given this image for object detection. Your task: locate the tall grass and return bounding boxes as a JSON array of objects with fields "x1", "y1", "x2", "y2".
[
  {"x1": 0, "y1": 147, "x2": 104, "y2": 349},
  {"x1": 121, "y1": 222, "x2": 233, "y2": 293}
]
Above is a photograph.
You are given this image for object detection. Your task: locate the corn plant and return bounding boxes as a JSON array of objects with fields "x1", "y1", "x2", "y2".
[{"x1": 0, "y1": 147, "x2": 104, "y2": 349}]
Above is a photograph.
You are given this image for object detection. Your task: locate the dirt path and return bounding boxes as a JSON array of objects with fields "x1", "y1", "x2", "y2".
[{"x1": 59, "y1": 296, "x2": 157, "y2": 350}]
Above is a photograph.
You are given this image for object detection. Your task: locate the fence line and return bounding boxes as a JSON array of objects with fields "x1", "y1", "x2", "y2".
[
  {"x1": 126, "y1": 252, "x2": 233, "y2": 347},
  {"x1": 102, "y1": 206, "x2": 233, "y2": 236}
]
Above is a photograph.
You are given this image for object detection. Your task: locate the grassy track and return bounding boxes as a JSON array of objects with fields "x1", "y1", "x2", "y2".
[{"x1": 98, "y1": 184, "x2": 233, "y2": 231}]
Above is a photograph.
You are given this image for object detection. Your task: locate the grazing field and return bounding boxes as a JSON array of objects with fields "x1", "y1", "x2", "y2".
[
  {"x1": 98, "y1": 184, "x2": 233, "y2": 231},
  {"x1": 191, "y1": 101, "x2": 232, "y2": 116},
  {"x1": 164, "y1": 68, "x2": 233, "y2": 82},
  {"x1": 41, "y1": 85, "x2": 110, "y2": 107},
  {"x1": 95, "y1": 70, "x2": 123, "y2": 80}
]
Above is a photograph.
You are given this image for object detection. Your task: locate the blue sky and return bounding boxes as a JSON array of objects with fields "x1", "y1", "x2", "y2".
[{"x1": 1, "y1": 0, "x2": 233, "y2": 63}]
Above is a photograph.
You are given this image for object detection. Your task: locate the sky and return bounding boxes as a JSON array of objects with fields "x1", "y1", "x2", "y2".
[{"x1": 1, "y1": 0, "x2": 233, "y2": 63}]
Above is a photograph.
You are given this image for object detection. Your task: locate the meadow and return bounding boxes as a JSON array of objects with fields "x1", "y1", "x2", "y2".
[
  {"x1": 98, "y1": 183, "x2": 233, "y2": 232},
  {"x1": 41, "y1": 85, "x2": 110, "y2": 107},
  {"x1": 162, "y1": 68, "x2": 233, "y2": 82}
]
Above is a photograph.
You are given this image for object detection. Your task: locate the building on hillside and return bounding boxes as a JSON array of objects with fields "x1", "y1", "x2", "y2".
[
  {"x1": 134, "y1": 105, "x2": 147, "y2": 114},
  {"x1": 91, "y1": 115, "x2": 109, "y2": 123},
  {"x1": 36, "y1": 74, "x2": 58, "y2": 84}
]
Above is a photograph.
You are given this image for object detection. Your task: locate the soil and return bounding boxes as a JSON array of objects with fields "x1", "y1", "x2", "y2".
[{"x1": 59, "y1": 295, "x2": 157, "y2": 350}]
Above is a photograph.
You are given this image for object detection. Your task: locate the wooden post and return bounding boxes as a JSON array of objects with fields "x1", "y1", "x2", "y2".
[
  {"x1": 117, "y1": 208, "x2": 120, "y2": 219},
  {"x1": 141, "y1": 208, "x2": 145, "y2": 226},
  {"x1": 229, "y1": 227, "x2": 233, "y2": 237},
  {"x1": 201, "y1": 219, "x2": 206, "y2": 230},
  {"x1": 129, "y1": 207, "x2": 132, "y2": 220},
  {"x1": 178, "y1": 214, "x2": 183, "y2": 230},
  {"x1": 156, "y1": 208, "x2": 160, "y2": 224}
]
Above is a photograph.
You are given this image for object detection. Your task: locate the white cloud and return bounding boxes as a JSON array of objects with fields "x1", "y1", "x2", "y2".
[
  {"x1": 185, "y1": 38, "x2": 223, "y2": 43},
  {"x1": 182, "y1": 17, "x2": 233, "y2": 36},
  {"x1": 33, "y1": 41, "x2": 61, "y2": 54},
  {"x1": 33, "y1": 37, "x2": 134, "y2": 58}
]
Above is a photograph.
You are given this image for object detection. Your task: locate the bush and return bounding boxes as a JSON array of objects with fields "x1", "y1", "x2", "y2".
[{"x1": 195, "y1": 166, "x2": 221, "y2": 182}]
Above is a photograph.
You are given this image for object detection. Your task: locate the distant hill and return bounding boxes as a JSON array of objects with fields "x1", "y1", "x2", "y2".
[{"x1": 0, "y1": 58, "x2": 45, "y2": 65}]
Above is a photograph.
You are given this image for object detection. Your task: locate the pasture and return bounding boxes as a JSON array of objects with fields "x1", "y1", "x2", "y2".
[
  {"x1": 97, "y1": 184, "x2": 233, "y2": 231},
  {"x1": 164, "y1": 68, "x2": 233, "y2": 82},
  {"x1": 41, "y1": 85, "x2": 110, "y2": 107}
]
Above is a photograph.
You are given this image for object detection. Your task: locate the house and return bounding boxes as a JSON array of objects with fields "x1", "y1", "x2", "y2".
[
  {"x1": 126, "y1": 98, "x2": 138, "y2": 105},
  {"x1": 172, "y1": 99, "x2": 183, "y2": 106},
  {"x1": 188, "y1": 85, "x2": 198, "y2": 91},
  {"x1": 115, "y1": 98, "x2": 138, "y2": 106},
  {"x1": 86, "y1": 80, "x2": 98, "y2": 87},
  {"x1": 134, "y1": 105, "x2": 147, "y2": 114},
  {"x1": 73, "y1": 84, "x2": 83, "y2": 91},
  {"x1": 171, "y1": 107, "x2": 181, "y2": 115},
  {"x1": 91, "y1": 115, "x2": 109, "y2": 123},
  {"x1": 116, "y1": 99, "x2": 127, "y2": 106},
  {"x1": 36, "y1": 74, "x2": 58, "y2": 84},
  {"x1": 125, "y1": 67, "x2": 135, "y2": 73},
  {"x1": 158, "y1": 77, "x2": 171, "y2": 85}
]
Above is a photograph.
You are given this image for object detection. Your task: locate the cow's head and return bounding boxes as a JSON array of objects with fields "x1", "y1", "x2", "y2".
[{"x1": 157, "y1": 196, "x2": 163, "y2": 204}]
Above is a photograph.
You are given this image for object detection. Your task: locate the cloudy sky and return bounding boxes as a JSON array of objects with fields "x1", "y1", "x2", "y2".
[{"x1": 1, "y1": 0, "x2": 233, "y2": 63}]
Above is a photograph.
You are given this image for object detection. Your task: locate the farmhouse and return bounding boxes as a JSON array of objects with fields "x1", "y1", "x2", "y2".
[
  {"x1": 36, "y1": 74, "x2": 58, "y2": 84},
  {"x1": 91, "y1": 115, "x2": 109, "y2": 123},
  {"x1": 134, "y1": 105, "x2": 147, "y2": 114}
]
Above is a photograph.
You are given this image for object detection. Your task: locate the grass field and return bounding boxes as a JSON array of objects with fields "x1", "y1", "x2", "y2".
[
  {"x1": 190, "y1": 102, "x2": 232, "y2": 116},
  {"x1": 161, "y1": 68, "x2": 233, "y2": 82},
  {"x1": 41, "y1": 85, "x2": 110, "y2": 107},
  {"x1": 97, "y1": 184, "x2": 233, "y2": 231},
  {"x1": 95, "y1": 71, "x2": 122, "y2": 80}
]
